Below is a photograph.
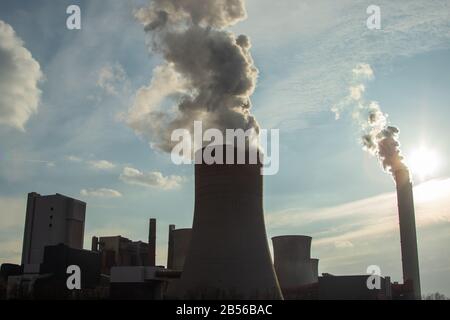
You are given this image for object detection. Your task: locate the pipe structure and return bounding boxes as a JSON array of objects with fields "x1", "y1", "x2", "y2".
[
  {"x1": 169, "y1": 145, "x2": 282, "y2": 300},
  {"x1": 394, "y1": 168, "x2": 421, "y2": 300}
]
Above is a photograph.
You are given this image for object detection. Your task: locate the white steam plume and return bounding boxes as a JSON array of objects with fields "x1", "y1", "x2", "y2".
[
  {"x1": 332, "y1": 63, "x2": 407, "y2": 174},
  {"x1": 126, "y1": 0, "x2": 259, "y2": 152}
]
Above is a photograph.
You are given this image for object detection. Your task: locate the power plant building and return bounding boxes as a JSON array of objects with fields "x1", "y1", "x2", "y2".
[
  {"x1": 93, "y1": 236, "x2": 151, "y2": 274},
  {"x1": 21, "y1": 192, "x2": 86, "y2": 268}
]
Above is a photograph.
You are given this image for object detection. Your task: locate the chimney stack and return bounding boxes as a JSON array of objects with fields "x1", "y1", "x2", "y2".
[
  {"x1": 394, "y1": 168, "x2": 421, "y2": 299},
  {"x1": 148, "y1": 218, "x2": 156, "y2": 266},
  {"x1": 167, "y1": 224, "x2": 176, "y2": 269}
]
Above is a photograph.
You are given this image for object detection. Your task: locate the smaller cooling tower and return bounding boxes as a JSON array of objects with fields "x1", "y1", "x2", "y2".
[
  {"x1": 272, "y1": 235, "x2": 316, "y2": 292},
  {"x1": 310, "y1": 258, "x2": 319, "y2": 283},
  {"x1": 167, "y1": 228, "x2": 192, "y2": 271}
]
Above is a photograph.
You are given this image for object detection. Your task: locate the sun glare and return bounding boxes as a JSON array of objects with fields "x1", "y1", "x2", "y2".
[{"x1": 408, "y1": 147, "x2": 440, "y2": 180}]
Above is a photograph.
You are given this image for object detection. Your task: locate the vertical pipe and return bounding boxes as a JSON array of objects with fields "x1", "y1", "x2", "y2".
[
  {"x1": 167, "y1": 224, "x2": 176, "y2": 269},
  {"x1": 394, "y1": 168, "x2": 421, "y2": 300},
  {"x1": 148, "y1": 218, "x2": 156, "y2": 266}
]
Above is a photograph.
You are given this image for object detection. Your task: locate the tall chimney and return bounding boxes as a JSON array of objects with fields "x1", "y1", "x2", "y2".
[
  {"x1": 148, "y1": 218, "x2": 156, "y2": 266},
  {"x1": 167, "y1": 224, "x2": 176, "y2": 269},
  {"x1": 168, "y1": 145, "x2": 282, "y2": 299},
  {"x1": 394, "y1": 168, "x2": 421, "y2": 299}
]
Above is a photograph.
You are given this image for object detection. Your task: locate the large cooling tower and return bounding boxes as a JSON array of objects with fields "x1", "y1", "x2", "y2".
[
  {"x1": 167, "y1": 228, "x2": 192, "y2": 271},
  {"x1": 394, "y1": 168, "x2": 421, "y2": 300},
  {"x1": 272, "y1": 235, "x2": 316, "y2": 292},
  {"x1": 169, "y1": 145, "x2": 282, "y2": 299}
]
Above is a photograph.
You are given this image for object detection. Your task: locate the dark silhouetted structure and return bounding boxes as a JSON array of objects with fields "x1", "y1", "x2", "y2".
[
  {"x1": 167, "y1": 228, "x2": 192, "y2": 271},
  {"x1": 21, "y1": 193, "x2": 86, "y2": 268},
  {"x1": 272, "y1": 235, "x2": 318, "y2": 299},
  {"x1": 394, "y1": 168, "x2": 421, "y2": 299},
  {"x1": 169, "y1": 145, "x2": 282, "y2": 299}
]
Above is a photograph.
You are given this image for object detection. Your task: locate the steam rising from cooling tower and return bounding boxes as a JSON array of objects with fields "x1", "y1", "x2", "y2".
[{"x1": 127, "y1": 0, "x2": 259, "y2": 152}]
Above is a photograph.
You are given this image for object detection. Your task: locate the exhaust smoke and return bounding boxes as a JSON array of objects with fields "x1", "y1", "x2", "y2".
[{"x1": 333, "y1": 63, "x2": 421, "y2": 299}]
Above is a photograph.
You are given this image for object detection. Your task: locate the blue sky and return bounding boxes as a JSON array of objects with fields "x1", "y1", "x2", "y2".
[{"x1": 1, "y1": 0, "x2": 450, "y2": 296}]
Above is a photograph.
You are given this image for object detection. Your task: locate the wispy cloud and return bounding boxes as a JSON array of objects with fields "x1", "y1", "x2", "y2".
[
  {"x1": 119, "y1": 166, "x2": 184, "y2": 190},
  {"x1": 65, "y1": 156, "x2": 116, "y2": 170},
  {"x1": 87, "y1": 160, "x2": 116, "y2": 170},
  {"x1": 80, "y1": 188, "x2": 122, "y2": 198},
  {"x1": 25, "y1": 159, "x2": 56, "y2": 168},
  {"x1": 96, "y1": 62, "x2": 130, "y2": 96},
  {"x1": 66, "y1": 155, "x2": 83, "y2": 162}
]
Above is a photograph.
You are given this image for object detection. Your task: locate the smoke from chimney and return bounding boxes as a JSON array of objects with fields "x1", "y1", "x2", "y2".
[
  {"x1": 332, "y1": 63, "x2": 407, "y2": 176},
  {"x1": 126, "y1": 0, "x2": 259, "y2": 153},
  {"x1": 333, "y1": 64, "x2": 421, "y2": 299}
]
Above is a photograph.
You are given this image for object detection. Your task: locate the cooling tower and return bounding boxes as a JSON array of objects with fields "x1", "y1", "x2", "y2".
[
  {"x1": 394, "y1": 168, "x2": 421, "y2": 300},
  {"x1": 167, "y1": 228, "x2": 192, "y2": 271},
  {"x1": 169, "y1": 145, "x2": 282, "y2": 300},
  {"x1": 310, "y1": 258, "x2": 319, "y2": 283},
  {"x1": 272, "y1": 235, "x2": 315, "y2": 292}
]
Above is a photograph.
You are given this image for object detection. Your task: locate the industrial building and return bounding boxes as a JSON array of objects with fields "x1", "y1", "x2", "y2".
[
  {"x1": 92, "y1": 235, "x2": 151, "y2": 274},
  {"x1": 21, "y1": 193, "x2": 86, "y2": 272}
]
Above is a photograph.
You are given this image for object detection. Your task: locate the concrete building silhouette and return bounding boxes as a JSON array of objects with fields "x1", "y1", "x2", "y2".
[
  {"x1": 92, "y1": 236, "x2": 151, "y2": 275},
  {"x1": 21, "y1": 192, "x2": 86, "y2": 270}
]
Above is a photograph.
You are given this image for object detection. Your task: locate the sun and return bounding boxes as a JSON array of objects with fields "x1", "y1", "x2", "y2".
[{"x1": 407, "y1": 147, "x2": 440, "y2": 181}]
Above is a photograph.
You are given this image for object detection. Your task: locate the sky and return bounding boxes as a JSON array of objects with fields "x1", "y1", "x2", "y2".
[{"x1": 1, "y1": 0, "x2": 450, "y2": 296}]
